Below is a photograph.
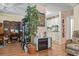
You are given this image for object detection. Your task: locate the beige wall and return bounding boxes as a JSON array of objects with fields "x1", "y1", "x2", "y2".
[
  {"x1": 36, "y1": 4, "x2": 46, "y2": 13},
  {"x1": 61, "y1": 10, "x2": 73, "y2": 37},
  {"x1": 74, "y1": 5, "x2": 79, "y2": 31},
  {"x1": 36, "y1": 5, "x2": 46, "y2": 38},
  {"x1": 37, "y1": 26, "x2": 46, "y2": 38},
  {"x1": 60, "y1": 10, "x2": 73, "y2": 43},
  {"x1": 0, "y1": 12, "x2": 23, "y2": 23}
]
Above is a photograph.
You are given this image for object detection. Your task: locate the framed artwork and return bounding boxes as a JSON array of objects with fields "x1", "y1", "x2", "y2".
[{"x1": 39, "y1": 13, "x2": 45, "y2": 26}]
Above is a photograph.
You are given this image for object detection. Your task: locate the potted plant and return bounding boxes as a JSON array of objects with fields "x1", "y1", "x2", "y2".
[{"x1": 24, "y1": 4, "x2": 39, "y2": 53}]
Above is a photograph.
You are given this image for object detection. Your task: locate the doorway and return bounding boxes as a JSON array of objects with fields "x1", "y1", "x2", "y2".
[
  {"x1": 66, "y1": 16, "x2": 74, "y2": 40},
  {"x1": 46, "y1": 16, "x2": 60, "y2": 44}
]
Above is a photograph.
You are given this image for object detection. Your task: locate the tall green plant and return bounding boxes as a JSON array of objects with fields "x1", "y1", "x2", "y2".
[{"x1": 25, "y1": 5, "x2": 39, "y2": 43}]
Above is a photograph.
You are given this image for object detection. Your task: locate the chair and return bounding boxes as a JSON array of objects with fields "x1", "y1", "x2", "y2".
[
  {"x1": 66, "y1": 30, "x2": 79, "y2": 55},
  {"x1": 10, "y1": 32, "x2": 18, "y2": 43},
  {"x1": 4, "y1": 35, "x2": 9, "y2": 45}
]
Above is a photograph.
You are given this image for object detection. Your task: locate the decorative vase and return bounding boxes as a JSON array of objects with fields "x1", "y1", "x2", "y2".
[{"x1": 24, "y1": 44, "x2": 28, "y2": 52}]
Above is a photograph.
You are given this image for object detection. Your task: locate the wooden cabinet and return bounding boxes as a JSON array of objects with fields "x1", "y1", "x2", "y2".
[
  {"x1": 3, "y1": 21, "x2": 10, "y2": 36},
  {"x1": 9, "y1": 21, "x2": 21, "y2": 43},
  {"x1": 3, "y1": 21, "x2": 21, "y2": 43}
]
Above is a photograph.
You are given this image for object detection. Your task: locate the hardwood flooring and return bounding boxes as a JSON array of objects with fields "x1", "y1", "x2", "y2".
[{"x1": 0, "y1": 42, "x2": 67, "y2": 56}]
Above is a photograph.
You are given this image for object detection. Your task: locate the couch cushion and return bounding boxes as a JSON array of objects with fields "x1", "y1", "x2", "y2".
[
  {"x1": 72, "y1": 37, "x2": 79, "y2": 44},
  {"x1": 71, "y1": 30, "x2": 79, "y2": 44},
  {"x1": 67, "y1": 43, "x2": 79, "y2": 51},
  {"x1": 73, "y1": 30, "x2": 79, "y2": 38}
]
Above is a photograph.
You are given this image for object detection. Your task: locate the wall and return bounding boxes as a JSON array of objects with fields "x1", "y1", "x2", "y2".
[
  {"x1": 60, "y1": 10, "x2": 73, "y2": 44},
  {"x1": 46, "y1": 16, "x2": 61, "y2": 44},
  {"x1": 36, "y1": 4, "x2": 46, "y2": 14},
  {"x1": 46, "y1": 10, "x2": 73, "y2": 44},
  {"x1": 37, "y1": 26, "x2": 46, "y2": 38},
  {"x1": 36, "y1": 5, "x2": 46, "y2": 38},
  {"x1": 46, "y1": 17, "x2": 60, "y2": 36},
  {"x1": 47, "y1": 17, "x2": 59, "y2": 27},
  {"x1": 0, "y1": 12, "x2": 23, "y2": 23},
  {"x1": 74, "y1": 5, "x2": 79, "y2": 31}
]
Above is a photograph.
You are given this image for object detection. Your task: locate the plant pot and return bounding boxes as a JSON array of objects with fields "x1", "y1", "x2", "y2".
[{"x1": 28, "y1": 43, "x2": 36, "y2": 54}]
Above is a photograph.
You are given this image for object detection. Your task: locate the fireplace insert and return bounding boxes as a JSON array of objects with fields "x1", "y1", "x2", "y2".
[{"x1": 38, "y1": 38, "x2": 48, "y2": 51}]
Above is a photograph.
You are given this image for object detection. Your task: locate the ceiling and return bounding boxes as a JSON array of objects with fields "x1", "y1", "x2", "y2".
[
  {"x1": 0, "y1": 3, "x2": 78, "y2": 17},
  {"x1": 0, "y1": 3, "x2": 28, "y2": 16},
  {"x1": 42, "y1": 3, "x2": 78, "y2": 18}
]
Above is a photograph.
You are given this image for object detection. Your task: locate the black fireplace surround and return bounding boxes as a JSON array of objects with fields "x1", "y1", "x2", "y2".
[{"x1": 38, "y1": 38, "x2": 48, "y2": 51}]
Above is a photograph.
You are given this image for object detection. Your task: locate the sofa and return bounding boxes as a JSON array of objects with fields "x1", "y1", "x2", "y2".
[{"x1": 66, "y1": 30, "x2": 79, "y2": 56}]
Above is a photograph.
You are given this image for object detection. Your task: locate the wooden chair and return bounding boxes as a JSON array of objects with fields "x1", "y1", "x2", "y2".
[
  {"x1": 10, "y1": 32, "x2": 18, "y2": 43},
  {"x1": 4, "y1": 34, "x2": 9, "y2": 45}
]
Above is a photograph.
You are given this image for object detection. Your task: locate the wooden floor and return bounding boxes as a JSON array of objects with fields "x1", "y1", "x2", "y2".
[{"x1": 0, "y1": 42, "x2": 67, "y2": 56}]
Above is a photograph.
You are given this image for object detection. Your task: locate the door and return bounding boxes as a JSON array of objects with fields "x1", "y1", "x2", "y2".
[{"x1": 66, "y1": 16, "x2": 73, "y2": 40}]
